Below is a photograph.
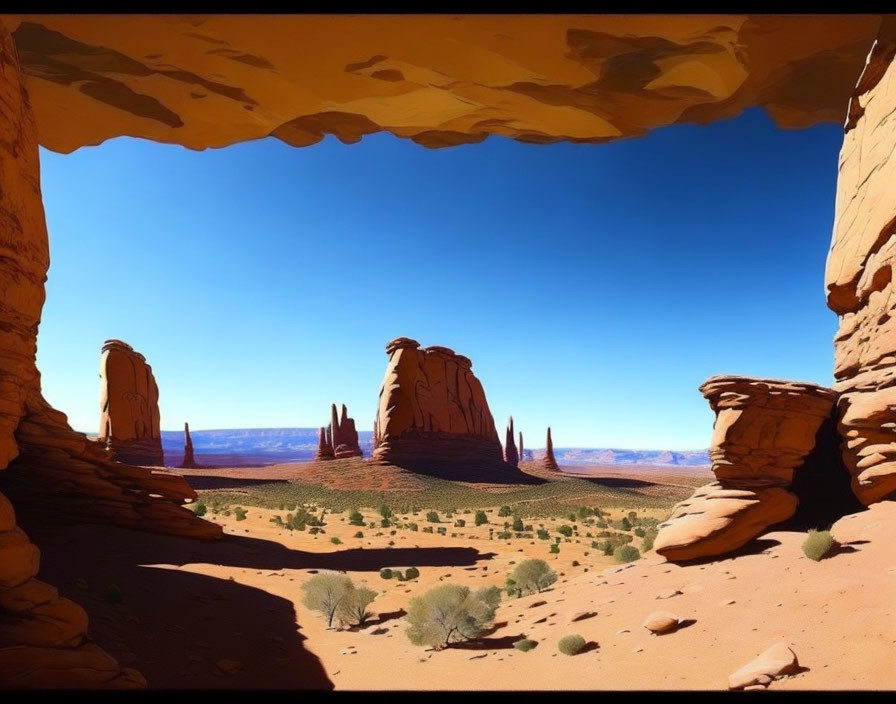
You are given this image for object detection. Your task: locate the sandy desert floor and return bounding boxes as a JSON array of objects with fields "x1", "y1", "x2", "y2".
[{"x1": 17, "y1": 461, "x2": 896, "y2": 690}]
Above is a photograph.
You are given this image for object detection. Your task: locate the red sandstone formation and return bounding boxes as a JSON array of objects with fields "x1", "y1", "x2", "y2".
[
  {"x1": 372, "y1": 338, "x2": 507, "y2": 473},
  {"x1": 543, "y1": 427, "x2": 559, "y2": 471},
  {"x1": 655, "y1": 376, "x2": 838, "y2": 562},
  {"x1": 315, "y1": 426, "x2": 334, "y2": 460},
  {"x1": 0, "y1": 11, "x2": 893, "y2": 689},
  {"x1": 179, "y1": 422, "x2": 197, "y2": 469},
  {"x1": 97, "y1": 340, "x2": 164, "y2": 467},
  {"x1": 504, "y1": 417, "x2": 519, "y2": 467},
  {"x1": 315, "y1": 404, "x2": 362, "y2": 460},
  {"x1": 519, "y1": 432, "x2": 524, "y2": 463}
]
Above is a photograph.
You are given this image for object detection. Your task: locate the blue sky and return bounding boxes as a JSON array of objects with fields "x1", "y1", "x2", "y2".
[{"x1": 36, "y1": 107, "x2": 842, "y2": 449}]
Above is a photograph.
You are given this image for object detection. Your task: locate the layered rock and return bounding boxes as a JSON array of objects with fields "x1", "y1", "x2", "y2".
[
  {"x1": 503, "y1": 417, "x2": 519, "y2": 467},
  {"x1": 655, "y1": 376, "x2": 837, "y2": 562},
  {"x1": 543, "y1": 427, "x2": 559, "y2": 471},
  {"x1": 1, "y1": 15, "x2": 882, "y2": 154},
  {"x1": 372, "y1": 338, "x2": 507, "y2": 473},
  {"x1": 179, "y1": 422, "x2": 196, "y2": 469},
  {"x1": 826, "y1": 18, "x2": 896, "y2": 505},
  {"x1": 98, "y1": 340, "x2": 163, "y2": 467}
]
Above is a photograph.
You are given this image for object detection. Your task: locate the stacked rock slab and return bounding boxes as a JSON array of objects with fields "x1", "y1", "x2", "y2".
[
  {"x1": 543, "y1": 427, "x2": 559, "y2": 470},
  {"x1": 504, "y1": 417, "x2": 519, "y2": 467},
  {"x1": 655, "y1": 376, "x2": 837, "y2": 562},
  {"x1": 372, "y1": 338, "x2": 505, "y2": 472},
  {"x1": 315, "y1": 427, "x2": 334, "y2": 460},
  {"x1": 98, "y1": 340, "x2": 164, "y2": 467},
  {"x1": 179, "y1": 422, "x2": 197, "y2": 469},
  {"x1": 826, "y1": 19, "x2": 896, "y2": 505}
]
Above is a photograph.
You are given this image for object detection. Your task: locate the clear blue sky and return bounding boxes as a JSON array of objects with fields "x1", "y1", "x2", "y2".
[{"x1": 36, "y1": 107, "x2": 841, "y2": 450}]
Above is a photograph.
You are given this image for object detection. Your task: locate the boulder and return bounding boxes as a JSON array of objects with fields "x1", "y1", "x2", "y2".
[{"x1": 728, "y1": 642, "x2": 800, "y2": 690}]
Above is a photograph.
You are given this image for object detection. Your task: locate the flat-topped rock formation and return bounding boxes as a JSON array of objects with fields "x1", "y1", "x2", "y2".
[
  {"x1": 373, "y1": 338, "x2": 521, "y2": 478},
  {"x1": 655, "y1": 376, "x2": 839, "y2": 562},
  {"x1": 543, "y1": 427, "x2": 559, "y2": 471},
  {"x1": 97, "y1": 340, "x2": 163, "y2": 467},
  {"x1": 178, "y1": 422, "x2": 197, "y2": 469}
]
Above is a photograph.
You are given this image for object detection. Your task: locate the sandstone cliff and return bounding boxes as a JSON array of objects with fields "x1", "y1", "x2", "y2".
[{"x1": 97, "y1": 340, "x2": 163, "y2": 467}]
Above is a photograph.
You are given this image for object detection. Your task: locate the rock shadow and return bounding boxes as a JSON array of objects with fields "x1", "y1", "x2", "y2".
[
  {"x1": 181, "y1": 475, "x2": 291, "y2": 490},
  {"x1": 666, "y1": 538, "x2": 783, "y2": 567}
]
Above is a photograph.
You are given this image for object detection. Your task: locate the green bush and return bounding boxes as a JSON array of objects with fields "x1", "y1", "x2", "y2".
[
  {"x1": 498, "y1": 505, "x2": 513, "y2": 517},
  {"x1": 405, "y1": 566, "x2": 420, "y2": 580},
  {"x1": 455, "y1": 519, "x2": 466, "y2": 527},
  {"x1": 422, "y1": 526, "x2": 433, "y2": 534},
  {"x1": 408, "y1": 523, "x2": 419, "y2": 532},
  {"x1": 437, "y1": 526, "x2": 447, "y2": 535},
  {"x1": 300, "y1": 574, "x2": 354, "y2": 628},
  {"x1": 340, "y1": 585, "x2": 377, "y2": 627},
  {"x1": 234, "y1": 507, "x2": 247, "y2": 521},
  {"x1": 426, "y1": 511, "x2": 441, "y2": 523},
  {"x1": 549, "y1": 543, "x2": 560, "y2": 554},
  {"x1": 192, "y1": 502, "x2": 207, "y2": 517},
  {"x1": 512, "y1": 516, "x2": 524, "y2": 532},
  {"x1": 537, "y1": 529, "x2": 550, "y2": 540},
  {"x1": 634, "y1": 527, "x2": 646, "y2": 537},
  {"x1": 602, "y1": 543, "x2": 614, "y2": 556},
  {"x1": 381, "y1": 518, "x2": 392, "y2": 528},
  {"x1": 380, "y1": 568, "x2": 394, "y2": 579},
  {"x1": 514, "y1": 639, "x2": 538, "y2": 652},
  {"x1": 612, "y1": 517, "x2": 632, "y2": 531},
  {"x1": 474, "y1": 510, "x2": 488, "y2": 526},
  {"x1": 330, "y1": 537, "x2": 342, "y2": 545},
  {"x1": 558, "y1": 634, "x2": 586, "y2": 655},
  {"x1": 496, "y1": 531, "x2": 512, "y2": 540},
  {"x1": 613, "y1": 545, "x2": 640, "y2": 563},
  {"x1": 405, "y1": 584, "x2": 501, "y2": 649},
  {"x1": 348, "y1": 509, "x2": 365, "y2": 526},
  {"x1": 557, "y1": 525, "x2": 573, "y2": 538},
  {"x1": 802, "y1": 529, "x2": 837, "y2": 561},
  {"x1": 508, "y1": 559, "x2": 557, "y2": 595},
  {"x1": 642, "y1": 534, "x2": 655, "y2": 552},
  {"x1": 353, "y1": 531, "x2": 364, "y2": 538},
  {"x1": 380, "y1": 505, "x2": 392, "y2": 519}
]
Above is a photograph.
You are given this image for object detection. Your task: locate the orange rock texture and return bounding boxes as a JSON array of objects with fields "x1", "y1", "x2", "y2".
[
  {"x1": 655, "y1": 376, "x2": 837, "y2": 562},
  {"x1": 826, "y1": 18, "x2": 896, "y2": 506},
  {"x1": 179, "y1": 422, "x2": 196, "y2": 469},
  {"x1": 0, "y1": 15, "x2": 881, "y2": 154},
  {"x1": 372, "y1": 338, "x2": 505, "y2": 473},
  {"x1": 543, "y1": 427, "x2": 559, "y2": 471},
  {"x1": 97, "y1": 339, "x2": 163, "y2": 467}
]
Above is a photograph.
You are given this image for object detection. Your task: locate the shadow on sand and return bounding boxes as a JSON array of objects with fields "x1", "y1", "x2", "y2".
[{"x1": 20, "y1": 519, "x2": 498, "y2": 690}]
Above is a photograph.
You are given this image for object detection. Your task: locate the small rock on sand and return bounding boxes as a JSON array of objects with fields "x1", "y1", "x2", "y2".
[
  {"x1": 642, "y1": 611, "x2": 681, "y2": 634},
  {"x1": 728, "y1": 642, "x2": 800, "y2": 690}
]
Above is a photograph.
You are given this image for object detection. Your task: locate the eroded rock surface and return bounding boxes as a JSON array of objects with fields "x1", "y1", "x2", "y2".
[
  {"x1": 504, "y1": 417, "x2": 519, "y2": 467},
  {"x1": 98, "y1": 339, "x2": 163, "y2": 467},
  {"x1": 655, "y1": 376, "x2": 837, "y2": 562},
  {"x1": 543, "y1": 427, "x2": 559, "y2": 471},
  {"x1": 179, "y1": 422, "x2": 197, "y2": 469},
  {"x1": 372, "y1": 338, "x2": 509, "y2": 475}
]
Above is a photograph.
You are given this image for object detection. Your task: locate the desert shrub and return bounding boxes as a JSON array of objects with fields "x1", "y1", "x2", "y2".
[
  {"x1": 537, "y1": 529, "x2": 550, "y2": 540},
  {"x1": 353, "y1": 531, "x2": 364, "y2": 539},
  {"x1": 642, "y1": 534, "x2": 655, "y2": 552},
  {"x1": 558, "y1": 634, "x2": 586, "y2": 655},
  {"x1": 557, "y1": 525, "x2": 573, "y2": 538},
  {"x1": 308, "y1": 526, "x2": 321, "y2": 535},
  {"x1": 330, "y1": 537, "x2": 342, "y2": 545},
  {"x1": 455, "y1": 519, "x2": 466, "y2": 528},
  {"x1": 408, "y1": 522, "x2": 419, "y2": 532},
  {"x1": 192, "y1": 502, "x2": 207, "y2": 517},
  {"x1": 612, "y1": 517, "x2": 632, "y2": 531},
  {"x1": 634, "y1": 527, "x2": 646, "y2": 537},
  {"x1": 512, "y1": 516, "x2": 524, "y2": 532},
  {"x1": 549, "y1": 543, "x2": 560, "y2": 554},
  {"x1": 392, "y1": 569, "x2": 406, "y2": 581},
  {"x1": 514, "y1": 639, "x2": 538, "y2": 652},
  {"x1": 380, "y1": 568, "x2": 394, "y2": 580},
  {"x1": 405, "y1": 584, "x2": 501, "y2": 649},
  {"x1": 437, "y1": 527, "x2": 447, "y2": 536},
  {"x1": 427, "y1": 511, "x2": 441, "y2": 523},
  {"x1": 498, "y1": 505, "x2": 513, "y2": 517},
  {"x1": 802, "y1": 529, "x2": 837, "y2": 561},
  {"x1": 613, "y1": 545, "x2": 640, "y2": 563},
  {"x1": 380, "y1": 505, "x2": 393, "y2": 519},
  {"x1": 348, "y1": 509, "x2": 365, "y2": 526},
  {"x1": 339, "y1": 586, "x2": 377, "y2": 627},
  {"x1": 422, "y1": 526, "x2": 433, "y2": 534},
  {"x1": 497, "y1": 531, "x2": 512, "y2": 540},
  {"x1": 301, "y1": 574, "x2": 354, "y2": 628},
  {"x1": 405, "y1": 567, "x2": 420, "y2": 580},
  {"x1": 381, "y1": 518, "x2": 392, "y2": 528},
  {"x1": 508, "y1": 559, "x2": 557, "y2": 595},
  {"x1": 602, "y1": 543, "x2": 614, "y2": 556},
  {"x1": 576, "y1": 507, "x2": 594, "y2": 520},
  {"x1": 234, "y1": 507, "x2": 247, "y2": 521},
  {"x1": 474, "y1": 510, "x2": 488, "y2": 526}
]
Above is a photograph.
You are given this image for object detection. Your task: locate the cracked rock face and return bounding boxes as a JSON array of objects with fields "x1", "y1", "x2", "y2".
[
  {"x1": 655, "y1": 376, "x2": 837, "y2": 562},
  {"x1": 372, "y1": 338, "x2": 505, "y2": 473},
  {"x1": 98, "y1": 339, "x2": 164, "y2": 467}
]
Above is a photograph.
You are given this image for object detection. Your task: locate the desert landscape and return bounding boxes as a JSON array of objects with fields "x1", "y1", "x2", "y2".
[{"x1": 1, "y1": 12, "x2": 896, "y2": 692}]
